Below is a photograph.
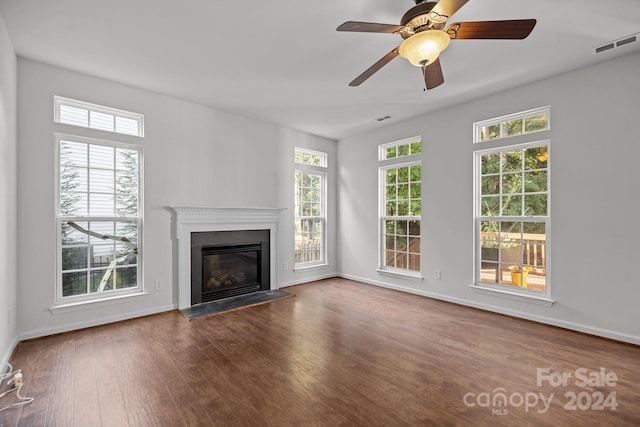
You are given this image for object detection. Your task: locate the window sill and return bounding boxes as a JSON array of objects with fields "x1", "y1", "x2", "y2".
[
  {"x1": 50, "y1": 291, "x2": 148, "y2": 314},
  {"x1": 377, "y1": 268, "x2": 424, "y2": 282},
  {"x1": 470, "y1": 284, "x2": 554, "y2": 307}
]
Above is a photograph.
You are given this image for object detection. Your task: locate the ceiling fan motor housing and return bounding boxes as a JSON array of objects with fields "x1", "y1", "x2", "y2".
[{"x1": 401, "y1": 2, "x2": 445, "y2": 36}]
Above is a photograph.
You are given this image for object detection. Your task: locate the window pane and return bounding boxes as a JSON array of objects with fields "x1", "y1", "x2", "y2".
[
  {"x1": 60, "y1": 171, "x2": 87, "y2": 216},
  {"x1": 64, "y1": 193, "x2": 88, "y2": 217},
  {"x1": 506, "y1": 119, "x2": 523, "y2": 136},
  {"x1": 115, "y1": 172, "x2": 139, "y2": 216},
  {"x1": 525, "y1": 146, "x2": 548, "y2": 170},
  {"x1": 386, "y1": 169, "x2": 397, "y2": 184},
  {"x1": 524, "y1": 171, "x2": 547, "y2": 193},
  {"x1": 115, "y1": 116, "x2": 139, "y2": 135},
  {"x1": 62, "y1": 247, "x2": 88, "y2": 271},
  {"x1": 408, "y1": 220, "x2": 420, "y2": 236},
  {"x1": 62, "y1": 272, "x2": 87, "y2": 297},
  {"x1": 60, "y1": 105, "x2": 89, "y2": 127},
  {"x1": 89, "y1": 168, "x2": 114, "y2": 193},
  {"x1": 410, "y1": 182, "x2": 421, "y2": 199},
  {"x1": 481, "y1": 153, "x2": 500, "y2": 174},
  {"x1": 502, "y1": 173, "x2": 521, "y2": 194},
  {"x1": 502, "y1": 195, "x2": 522, "y2": 216},
  {"x1": 90, "y1": 111, "x2": 115, "y2": 131},
  {"x1": 482, "y1": 175, "x2": 500, "y2": 195},
  {"x1": 61, "y1": 221, "x2": 88, "y2": 245},
  {"x1": 89, "y1": 193, "x2": 115, "y2": 216},
  {"x1": 524, "y1": 113, "x2": 549, "y2": 132},
  {"x1": 397, "y1": 144, "x2": 410, "y2": 157},
  {"x1": 482, "y1": 124, "x2": 500, "y2": 141},
  {"x1": 408, "y1": 254, "x2": 420, "y2": 270},
  {"x1": 91, "y1": 244, "x2": 115, "y2": 268},
  {"x1": 502, "y1": 151, "x2": 522, "y2": 172},
  {"x1": 116, "y1": 266, "x2": 137, "y2": 289},
  {"x1": 410, "y1": 141, "x2": 421, "y2": 155},
  {"x1": 60, "y1": 141, "x2": 88, "y2": 167},
  {"x1": 116, "y1": 148, "x2": 138, "y2": 171},
  {"x1": 524, "y1": 194, "x2": 547, "y2": 216},
  {"x1": 396, "y1": 220, "x2": 407, "y2": 236},
  {"x1": 386, "y1": 146, "x2": 397, "y2": 159},
  {"x1": 90, "y1": 269, "x2": 113, "y2": 292},
  {"x1": 89, "y1": 145, "x2": 114, "y2": 169},
  {"x1": 481, "y1": 196, "x2": 500, "y2": 216}
]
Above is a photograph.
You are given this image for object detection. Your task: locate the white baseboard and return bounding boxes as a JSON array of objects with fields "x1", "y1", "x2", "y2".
[
  {"x1": 1, "y1": 335, "x2": 19, "y2": 374},
  {"x1": 18, "y1": 304, "x2": 177, "y2": 341},
  {"x1": 279, "y1": 272, "x2": 337, "y2": 288},
  {"x1": 338, "y1": 273, "x2": 640, "y2": 345}
]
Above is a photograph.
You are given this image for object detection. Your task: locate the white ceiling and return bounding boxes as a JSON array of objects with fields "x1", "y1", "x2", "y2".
[{"x1": 1, "y1": 0, "x2": 640, "y2": 140}]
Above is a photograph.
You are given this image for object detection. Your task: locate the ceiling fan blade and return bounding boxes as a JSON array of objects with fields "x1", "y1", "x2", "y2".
[
  {"x1": 431, "y1": 0, "x2": 469, "y2": 18},
  {"x1": 446, "y1": 19, "x2": 537, "y2": 40},
  {"x1": 337, "y1": 21, "x2": 405, "y2": 34},
  {"x1": 424, "y1": 58, "x2": 444, "y2": 90},
  {"x1": 349, "y1": 47, "x2": 400, "y2": 87}
]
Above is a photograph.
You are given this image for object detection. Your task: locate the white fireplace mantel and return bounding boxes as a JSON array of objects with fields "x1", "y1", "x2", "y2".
[{"x1": 170, "y1": 206, "x2": 286, "y2": 309}]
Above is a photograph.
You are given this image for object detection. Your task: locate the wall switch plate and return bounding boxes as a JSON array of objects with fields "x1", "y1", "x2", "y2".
[
  {"x1": 433, "y1": 270, "x2": 441, "y2": 280},
  {"x1": 154, "y1": 280, "x2": 162, "y2": 290}
]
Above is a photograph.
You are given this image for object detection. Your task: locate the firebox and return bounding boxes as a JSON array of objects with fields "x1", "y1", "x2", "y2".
[{"x1": 191, "y1": 230, "x2": 270, "y2": 305}]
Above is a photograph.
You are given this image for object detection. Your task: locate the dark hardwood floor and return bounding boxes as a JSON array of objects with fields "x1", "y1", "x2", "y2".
[{"x1": 2, "y1": 278, "x2": 639, "y2": 426}]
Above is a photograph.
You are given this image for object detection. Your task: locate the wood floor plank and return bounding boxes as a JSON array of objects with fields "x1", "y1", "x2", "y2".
[{"x1": 6, "y1": 278, "x2": 640, "y2": 426}]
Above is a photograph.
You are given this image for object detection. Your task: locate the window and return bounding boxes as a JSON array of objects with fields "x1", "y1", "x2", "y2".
[
  {"x1": 55, "y1": 96, "x2": 144, "y2": 137},
  {"x1": 475, "y1": 139, "x2": 549, "y2": 296},
  {"x1": 56, "y1": 133, "x2": 143, "y2": 303},
  {"x1": 474, "y1": 106, "x2": 549, "y2": 143},
  {"x1": 294, "y1": 148, "x2": 327, "y2": 267},
  {"x1": 379, "y1": 137, "x2": 422, "y2": 276}
]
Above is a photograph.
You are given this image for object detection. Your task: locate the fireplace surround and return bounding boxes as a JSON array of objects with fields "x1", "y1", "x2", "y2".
[{"x1": 170, "y1": 206, "x2": 285, "y2": 309}]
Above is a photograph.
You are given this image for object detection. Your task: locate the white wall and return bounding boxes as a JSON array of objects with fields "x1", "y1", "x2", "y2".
[
  {"x1": 0, "y1": 14, "x2": 18, "y2": 369},
  {"x1": 337, "y1": 52, "x2": 640, "y2": 344},
  {"x1": 17, "y1": 59, "x2": 336, "y2": 339}
]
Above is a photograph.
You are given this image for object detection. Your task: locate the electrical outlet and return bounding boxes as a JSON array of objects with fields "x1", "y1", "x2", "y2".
[
  {"x1": 433, "y1": 270, "x2": 441, "y2": 280},
  {"x1": 154, "y1": 280, "x2": 162, "y2": 290},
  {"x1": 283, "y1": 262, "x2": 289, "y2": 271},
  {"x1": 13, "y1": 372, "x2": 23, "y2": 387}
]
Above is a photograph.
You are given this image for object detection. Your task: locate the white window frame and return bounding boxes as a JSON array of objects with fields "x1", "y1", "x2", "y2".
[
  {"x1": 54, "y1": 96, "x2": 145, "y2": 137},
  {"x1": 472, "y1": 138, "x2": 552, "y2": 305},
  {"x1": 54, "y1": 133, "x2": 144, "y2": 307},
  {"x1": 294, "y1": 148, "x2": 327, "y2": 269},
  {"x1": 378, "y1": 137, "x2": 422, "y2": 280},
  {"x1": 474, "y1": 106, "x2": 550, "y2": 144}
]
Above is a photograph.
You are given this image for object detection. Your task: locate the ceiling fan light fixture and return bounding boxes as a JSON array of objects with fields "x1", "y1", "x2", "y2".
[{"x1": 398, "y1": 30, "x2": 451, "y2": 67}]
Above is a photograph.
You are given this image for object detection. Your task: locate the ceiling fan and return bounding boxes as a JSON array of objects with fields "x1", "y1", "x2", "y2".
[{"x1": 337, "y1": 0, "x2": 536, "y2": 89}]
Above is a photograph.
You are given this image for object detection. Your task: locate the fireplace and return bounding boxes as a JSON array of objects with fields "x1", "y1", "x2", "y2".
[
  {"x1": 191, "y1": 230, "x2": 270, "y2": 304},
  {"x1": 171, "y1": 206, "x2": 285, "y2": 309}
]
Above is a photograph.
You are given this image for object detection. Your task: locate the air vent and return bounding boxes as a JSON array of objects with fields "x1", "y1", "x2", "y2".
[
  {"x1": 376, "y1": 115, "x2": 392, "y2": 122},
  {"x1": 592, "y1": 33, "x2": 639, "y2": 55}
]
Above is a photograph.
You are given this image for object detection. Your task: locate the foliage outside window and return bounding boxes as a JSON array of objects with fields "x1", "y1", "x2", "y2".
[
  {"x1": 57, "y1": 134, "x2": 143, "y2": 302},
  {"x1": 380, "y1": 138, "x2": 422, "y2": 275},
  {"x1": 474, "y1": 107, "x2": 549, "y2": 143},
  {"x1": 379, "y1": 137, "x2": 422, "y2": 160},
  {"x1": 476, "y1": 142, "x2": 549, "y2": 294},
  {"x1": 294, "y1": 148, "x2": 327, "y2": 267}
]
